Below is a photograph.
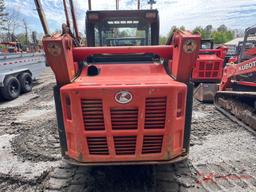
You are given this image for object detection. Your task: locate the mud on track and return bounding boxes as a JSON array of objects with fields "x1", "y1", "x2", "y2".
[{"x1": 0, "y1": 68, "x2": 256, "y2": 192}]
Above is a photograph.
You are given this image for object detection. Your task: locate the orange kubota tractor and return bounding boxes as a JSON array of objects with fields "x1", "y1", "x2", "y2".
[
  {"x1": 192, "y1": 39, "x2": 228, "y2": 84},
  {"x1": 214, "y1": 28, "x2": 256, "y2": 131},
  {"x1": 35, "y1": 0, "x2": 200, "y2": 165},
  {"x1": 193, "y1": 39, "x2": 228, "y2": 102}
]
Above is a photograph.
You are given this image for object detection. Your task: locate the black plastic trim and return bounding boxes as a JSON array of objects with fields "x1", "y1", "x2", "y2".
[
  {"x1": 183, "y1": 82, "x2": 194, "y2": 153},
  {"x1": 53, "y1": 85, "x2": 67, "y2": 156}
]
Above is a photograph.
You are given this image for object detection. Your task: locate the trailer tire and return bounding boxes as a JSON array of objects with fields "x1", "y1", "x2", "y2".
[
  {"x1": 0, "y1": 76, "x2": 21, "y2": 100},
  {"x1": 19, "y1": 72, "x2": 32, "y2": 93}
]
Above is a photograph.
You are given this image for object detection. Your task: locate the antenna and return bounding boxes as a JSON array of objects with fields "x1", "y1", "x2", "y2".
[
  {"x1": 116, "y1": 0, "x2": 119, "y2": 10},
  {"x1": 148, "y1": 0, "x2": 156, "y2": 9}
]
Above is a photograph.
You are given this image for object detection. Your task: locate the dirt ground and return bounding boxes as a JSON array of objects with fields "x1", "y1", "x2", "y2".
[{"x1": 0, "y1": 68, "x2": 255, "y2": 192}]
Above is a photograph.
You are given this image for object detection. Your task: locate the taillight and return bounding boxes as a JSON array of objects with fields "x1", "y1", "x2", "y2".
[
  {"x1": 65, "y1": 95, "x2": 72, "y2": 120},
  {"x1": 177, "y1": 92, "x2": 183, "y2": 117}
]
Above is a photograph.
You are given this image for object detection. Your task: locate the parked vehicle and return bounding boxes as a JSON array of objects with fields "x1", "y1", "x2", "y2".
[{"x1": 0, "y1": 52, "x2": 46, "y2": 100}]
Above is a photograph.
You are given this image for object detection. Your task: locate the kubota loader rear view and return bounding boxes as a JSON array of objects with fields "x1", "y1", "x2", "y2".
[
  {"x1": 193, "y1": 39, "x2": 228, "y2": 102},
  {"x1": 36, "y1": 0, "x2": 200, "y2": 165}
]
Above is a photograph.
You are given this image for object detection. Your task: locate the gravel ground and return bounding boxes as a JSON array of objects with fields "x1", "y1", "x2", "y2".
[{"x1": 0, "y1": 68, "x2": 255, "y2": 192}]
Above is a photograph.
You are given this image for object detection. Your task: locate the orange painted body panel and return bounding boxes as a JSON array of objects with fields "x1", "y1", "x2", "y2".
[
  {"x1": 192, "y1": 54, "x2": 224, "y2": 81},
  {"x1": 192, "y1": 47, "x2": 228, "y2": 82},
  {"x1": 43, "y1": 34, "x2": 76, "y2": 86},
  {"x1": 42, "y1": 31, "x2": 201, "y2": 165},
  {"x1": 60, "y1": 63, "x2": 187, "y2": 163},
  {"x1": 219, "y1": 56, "x2": 256, "y2": 90}
]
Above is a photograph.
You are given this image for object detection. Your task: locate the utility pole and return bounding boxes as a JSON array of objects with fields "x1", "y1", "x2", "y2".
[
  {"x1": 137, "y1": 0, "x2": 140, "y2": 10},
  {"x1": 88, "y1": 0, "x2": 92, "y2": 10},
  {"x1": 116, "y1": 0, "x2": 119, "y2": 10},
  {"x1": 23, "y1": 19, "x2": 28, "y2": 47},
  {"x1": 148, "y1": 0, "x2": 156, "y2": 9}
]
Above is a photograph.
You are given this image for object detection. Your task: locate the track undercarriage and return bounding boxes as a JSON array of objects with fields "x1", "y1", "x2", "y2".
[{"x1": 215, "y1": 91, "x2": 256, "y2": 132}]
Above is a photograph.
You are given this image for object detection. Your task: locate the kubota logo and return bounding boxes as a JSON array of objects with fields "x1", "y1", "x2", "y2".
[
  {"x1": 115, "y1": 91, "x2": 133, "y2": 104},
  {"x1": 183, "y1": 39, "x2": 197, "y2": 53},
  {"x1": 239, "y1": 61, "x2": 256, "y2": 71}
]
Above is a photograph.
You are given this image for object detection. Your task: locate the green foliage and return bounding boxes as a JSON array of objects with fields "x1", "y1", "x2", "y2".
[
  {"x1": 211, "y1": 25, "x2": 234, "y2": 44},
  {"x1": 17, "y1": 33, "x2": 28, "y2": 45},
  {"x1": 193, "y1": 26, "x2": 207, "y2": 39},
  {"x1": 160, "y1": 36, "x2": 167, "y2": 45},
  {"x1": 162, "y1": 24, "x2": 234, "y2": 44},
  {"x1": 0, "y1": 0, "x2": 7, "y2": 31}
]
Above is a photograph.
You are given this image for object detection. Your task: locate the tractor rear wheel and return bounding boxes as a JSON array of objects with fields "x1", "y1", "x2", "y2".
[
  {"x1": 19, "y1": 72, "x2": 33, "y2": 93},
  {"x1": 0, "y1": 76, "x2": 21, "y2": 100}
]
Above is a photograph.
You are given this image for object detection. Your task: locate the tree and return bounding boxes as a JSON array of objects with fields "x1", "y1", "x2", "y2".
[
  {"x1": 32, "y1": 31, "x2": 38, "y2": 45},
  {"x1": 192, "y1": 26, "x2": 207, "y2": 39},
  {"x1": 217, "y1": 24, "x2": 228, "y2": 32},
  {"x1": 160, "y1": 36, "x2": 167, "y2": 45},
  {"x1": 3, "y1": 9, "x2": 22, "y2": 42},
  {"x1": 23, "y1": 19, "x2": 28, "y2": 45},
  {"x1": 179, "y1": 26, "x2": 186, "y2": 31},
  {"x1": 0, "y1": 0, "x2": 7, "y2": 32},
  {"x1": 211, "y1": 29, "x2": 234, "y2": 44},
  {"x1": 204, "y1": 25, "x2": 213, "y2": 39}
]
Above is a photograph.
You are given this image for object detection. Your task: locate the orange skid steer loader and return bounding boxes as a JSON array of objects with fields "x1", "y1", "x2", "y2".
[
  {"x1": 43, "y1": 31, "x2": 200, "y2": 165},
  {"x1": 36, "y1": 0, "x2": 200, "y2": 165}
]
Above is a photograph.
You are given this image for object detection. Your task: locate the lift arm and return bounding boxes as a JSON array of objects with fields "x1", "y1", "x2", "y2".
[
  {"x1": 34, "y1": 0, "x2": 50, "y2": 35},
  {"x1": 219, "y1": 56, "x2": 256, "y2": 91}
]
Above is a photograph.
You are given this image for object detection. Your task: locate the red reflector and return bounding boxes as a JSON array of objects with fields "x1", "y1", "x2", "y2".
[
  {"x1": 177, "y1": 92, "x2": 183, "y2": 117},
  {"x1": 65, "y1": 95, "x2": 72, "y2": 120}
]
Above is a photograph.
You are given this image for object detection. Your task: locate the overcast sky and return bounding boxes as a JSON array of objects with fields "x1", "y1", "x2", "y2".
[{"x1": 5, "y1": 0, "x2": 256, "y2": 35}]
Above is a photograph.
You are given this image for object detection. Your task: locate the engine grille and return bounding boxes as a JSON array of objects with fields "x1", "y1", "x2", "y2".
[
  {"x1": 114, "y1": 136, "x2": 136, "y2": 155},
  {"x1": 87, "y1": 137, "x2": 109, "y2": 155},
  {"x1": 142, "y1": 135, "x2": 163, "y2": 154},
  {"x1": 81, "y1": 99, "x2": 105, "y2": 131},
  {"x1": 144, "y1": 97, "x2": 167, "y2": 129},
  {"x1": 198, "y1": 61, "x2": 221, "y2": 78},
  {"x1": 82, "y1": 97, "x2": 167, "y2": 157},
  {"x1": 111, "y1": 108, "x2": 138, "y2": 130}
]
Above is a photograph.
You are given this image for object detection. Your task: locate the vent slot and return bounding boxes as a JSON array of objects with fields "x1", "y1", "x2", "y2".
[
  {"x1": 199, "y1": 72, "x2": 204, "y2": 77},
  {"x1": 206, "y1": 63, "x2": 213, "y2": 70},
  {"x1": 213, "y1": 71, "x2": 218, "y2": 77},
  {"x1": 87, "y1": 137, "x2": 109, "y2": 155},
  {"x1": 114, "y1": 136, "x2": 136, "y2": 155},
  {"x1": 205, "y1": 72, "x2": 211, "y2": 77},
  {"x1": 111, "y1": 108, "x2": 138, "y2": 130},
  {"x1": 199, "y1": 62, "x2": 205, "y2": 70},
  {"x1": 214, "y1": 62, "x2": 220, "y2": 70},
  {"x1": 142, "y1": 135, "x2": 163, "y2": 154},
  {"x1": 81, "y1": 99, "x2": 105, "y2": 131},
  {"x1": 145, "y1": 97, "x2": 166, "y2": 129}
]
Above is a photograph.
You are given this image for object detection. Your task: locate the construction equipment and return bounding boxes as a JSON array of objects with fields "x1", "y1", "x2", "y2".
[
  {"x1": 214, "y1": 26, "x2": 256, "y2": 131},
  {"x1": 214, "y1": 56, "x2": 256, "y2": 131},
  {"x1": 36, "y1": 0, "x2": 201, "y2": 165},
  {"x1": 86, "y1": 9, "x2": 159, "y2": 46},
  {"x1": 0, "y1": 42, "x2": 22, "y2": 53},
  {"x1": 227, "y1": 26, "x2": 256, "y2": 64},
  {"x1": 0, "y1": 52, "x2": 46, "y2": 100},
  {"x1": 192, "y1": 39, "x2": 228, "y2": 84},
  {"x1": 193, "y1": 39, "x2": 228, "y2": 102}
]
